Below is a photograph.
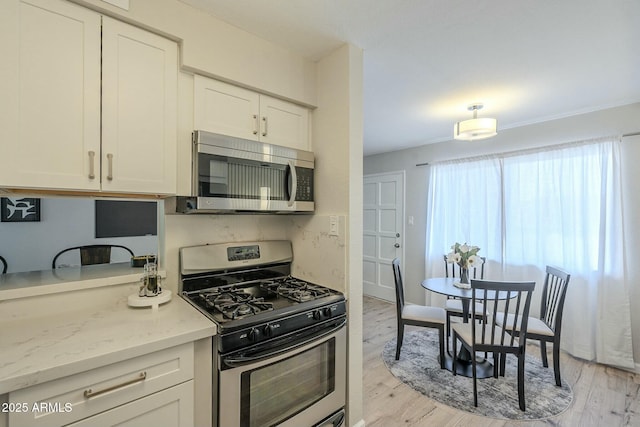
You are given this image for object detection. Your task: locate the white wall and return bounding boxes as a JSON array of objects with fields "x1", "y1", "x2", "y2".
[
  {"x1": 0, "y1": 197, "x2": 157, "y2": 273},
  {"x1": 363, "y1": 102, "x2": 640, "y2": 362},
  {"x1": 293, "y1": 43, "x2": 364, "y2": 427}
]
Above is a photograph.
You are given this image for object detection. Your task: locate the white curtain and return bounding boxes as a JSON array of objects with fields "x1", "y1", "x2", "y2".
[
  {"x1": 425, "y1": 137, "x2": 634, "y2": 368},
  {"x1": 425, "y1": 157, "x2": 502, "y2": 276}
]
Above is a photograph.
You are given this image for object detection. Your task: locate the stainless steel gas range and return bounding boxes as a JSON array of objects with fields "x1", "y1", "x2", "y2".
[{"x1": 179, "y1": 240, "x2": 346, "y2": 427}]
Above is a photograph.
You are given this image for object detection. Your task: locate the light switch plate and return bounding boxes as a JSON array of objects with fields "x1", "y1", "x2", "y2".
[{"x1": 329, "y1": 215, "x2": 339, "y2": 236}]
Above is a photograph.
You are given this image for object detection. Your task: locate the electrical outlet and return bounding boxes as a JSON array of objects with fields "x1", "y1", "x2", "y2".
[{"x1": 329, "y1": 215, "x2": 339, "y2": 236}]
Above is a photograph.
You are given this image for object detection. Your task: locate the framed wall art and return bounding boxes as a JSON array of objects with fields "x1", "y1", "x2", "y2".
[{"x1": 1, "y1": 197, "x2": 41, "y2": 222}]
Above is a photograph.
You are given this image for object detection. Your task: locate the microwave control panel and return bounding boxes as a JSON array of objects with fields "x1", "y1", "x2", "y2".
[{"x1": 295, "y1": 168, "x2": 314, "y2": 201}]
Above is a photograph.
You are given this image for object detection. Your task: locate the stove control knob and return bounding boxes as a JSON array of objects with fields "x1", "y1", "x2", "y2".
[
  {"x1": 248, "y1": 328, "x2": 261, "y2": 341},
  {"x1": 313, "y1": 309, "x2": 324, "y2": 320},
  {"x1": 323, "y1": 307, "x2": 332, "y2": 318},
  {"x1": 264, "y1": 324, "x2": 275, "y2": 337}
]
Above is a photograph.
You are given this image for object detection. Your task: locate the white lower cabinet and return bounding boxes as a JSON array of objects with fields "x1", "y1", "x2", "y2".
[
  {"x1": 66, "y1": 381, "x2": 193, "y2": 427},
  {"x1": 8, "y1": 343, "x2": 194, "y2": 427}
]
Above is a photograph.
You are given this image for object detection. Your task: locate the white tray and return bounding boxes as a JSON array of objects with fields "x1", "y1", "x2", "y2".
[
  {"x1": 453, "y1": 282, "x2": 471, "y2": 290},
  {"x1": 127, "y1": 290, "x2": 172, "y2": 308}
]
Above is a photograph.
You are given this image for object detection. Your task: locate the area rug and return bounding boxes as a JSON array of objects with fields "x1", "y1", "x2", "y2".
[{"x1": 382, "y1": 329, "x2": 573, "y2": 420}]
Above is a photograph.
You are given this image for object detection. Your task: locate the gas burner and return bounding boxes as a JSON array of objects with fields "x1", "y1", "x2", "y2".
[
  {"x1": 199, "y1": 289, "x2": 252, "y2": 308},
  {"x1": 235, "y1": 304, "x2": 253, "y2": 316},
  {"x1": 289, "y1": 289, "x2": 314, "y2": 302},
  {"x1": 217, "y1": 297, "x2": 274, "y2": 320},
  {"x1": 260, "y1": 277, "x2": 331, "y2": 302}
]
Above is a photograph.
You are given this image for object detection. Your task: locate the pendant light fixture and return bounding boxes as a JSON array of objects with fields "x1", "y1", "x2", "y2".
[{"x1": 453, "y1": 103, "x2": 497, "y2": 141}]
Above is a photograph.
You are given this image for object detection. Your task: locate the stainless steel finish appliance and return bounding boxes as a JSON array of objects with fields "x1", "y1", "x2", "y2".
[
  {"x1": 179, "y1": 241, "x2": 346, "y2": 427},
  {"x1": 168, "y1": 131, "x2": 314, "y2": 214}
]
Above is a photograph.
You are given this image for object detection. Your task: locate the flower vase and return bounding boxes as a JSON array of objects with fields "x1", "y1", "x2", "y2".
[{"x1": 460, "y1": 267, "x2": 470, "y2": 284}]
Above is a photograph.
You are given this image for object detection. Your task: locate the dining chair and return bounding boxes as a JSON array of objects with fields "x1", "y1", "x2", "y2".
[
  {"x1": 392, "y1": 258, "x2": 446, "y2": 368},
  {"x1": 444, "y1": 255, "x2": 486, "y2": 350},
  {"x1": 495, "y1": 266, "x2": 571, "y2": 386},
  {"x1": 52, "y1": 244, "x2": 135, "y2": 269},
  {"x1": 0, "y1": 255, "x2": 7, "y2": 274},
  {"x1": 452, "y1": 279, "x2": 535, "y2": 411}
]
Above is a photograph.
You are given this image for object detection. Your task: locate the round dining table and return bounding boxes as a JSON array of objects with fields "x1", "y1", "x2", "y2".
[{"x1": 421, "y1": 277, "x2": 497, "y2": 378}]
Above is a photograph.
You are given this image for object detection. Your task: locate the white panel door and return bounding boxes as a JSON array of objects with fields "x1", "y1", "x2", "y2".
[
  {"x1": 259, "y1": 94, "x2": 310, "y2": 151},
  {"x1": 101, "y1": 16, "x2": 177, "y2": 194},
  {"x1": 0, "y1": 0, "x2": 101, "y2": 190},
  {"x1": 363, "y1": 172, "x2": 404, "y2": 301},
  {"x1": 193, "y1": 75, "x2": 260, "y2": 141}
]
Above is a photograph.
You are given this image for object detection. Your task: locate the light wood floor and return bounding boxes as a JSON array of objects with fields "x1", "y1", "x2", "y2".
[{"x1": 362, "y1": 296, "x2": 640, "y2": 427}]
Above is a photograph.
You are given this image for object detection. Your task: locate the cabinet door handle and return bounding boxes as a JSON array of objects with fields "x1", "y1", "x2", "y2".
[
  {"x1": 84, "y1": 371, "x2": 147, "y2": 399},
  {"x1": 88, "y1": 151, "x2": 96, "y2": 180},
  {"x1": 253, "y1": 115, "x2": 259, "y2": 135},
  {"x1": 261, "y1": 116, "x2": 268, "y2": 137},
  {"x1": 106, "y1": 153, "x2": 114, "y2": 181}
]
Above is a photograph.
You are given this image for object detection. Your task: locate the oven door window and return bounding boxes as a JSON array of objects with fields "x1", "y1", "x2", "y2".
[{"x1": 240, "y1": 338, "x2": 335, "y2": 427}]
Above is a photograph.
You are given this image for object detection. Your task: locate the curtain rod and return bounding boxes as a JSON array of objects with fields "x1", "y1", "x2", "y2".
[{"x1": 414, "y1": 132, "x2": 640, "y2": 167}]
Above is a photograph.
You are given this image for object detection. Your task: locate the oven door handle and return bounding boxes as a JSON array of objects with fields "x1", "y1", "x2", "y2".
[{"x1": 223, "y1": 318, "x2": 346, "y2": 368}]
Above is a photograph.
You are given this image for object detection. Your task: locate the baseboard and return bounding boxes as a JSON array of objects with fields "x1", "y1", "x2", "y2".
[{"x1": 350, "y1": 419, "x2": 365, "y2": 427}]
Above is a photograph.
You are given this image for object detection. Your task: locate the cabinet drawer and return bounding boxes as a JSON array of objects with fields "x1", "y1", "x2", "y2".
[
  {"x1": 66, "y1": 381, "x2": 193, "y2": 427},
  {"x1": 8, "y1": 343, "x2": 193, "y2": 427}
]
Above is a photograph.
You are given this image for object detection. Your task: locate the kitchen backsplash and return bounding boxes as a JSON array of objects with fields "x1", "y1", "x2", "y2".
[{"x1": 163, "y1": 213, "x2": 347, "y2": 294}]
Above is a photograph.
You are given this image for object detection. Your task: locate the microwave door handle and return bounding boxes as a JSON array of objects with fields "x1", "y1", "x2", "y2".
[{"x1": 287, "y1": 161, "x2": 297, "y2": 207}]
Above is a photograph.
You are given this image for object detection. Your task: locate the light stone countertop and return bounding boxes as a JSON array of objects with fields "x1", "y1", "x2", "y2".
[{"x1": 0, "y1": 283, "x2": 216, "y2": 395}]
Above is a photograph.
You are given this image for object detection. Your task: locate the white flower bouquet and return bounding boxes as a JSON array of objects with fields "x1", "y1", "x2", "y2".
[
  {"x1": 446, "y1": 243, "x2": 484, "y2": 288},
  {"x1": 445, "y1": 242, "x2": 483, "y2": 270}
]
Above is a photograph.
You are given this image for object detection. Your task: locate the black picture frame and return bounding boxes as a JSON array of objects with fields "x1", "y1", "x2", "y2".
[
  {"x1": 1, "y1": 198, "x2": 41, "y2": 222},
  {"x1": 95, "y1": 200, "x2": 157, "y2": 238}
]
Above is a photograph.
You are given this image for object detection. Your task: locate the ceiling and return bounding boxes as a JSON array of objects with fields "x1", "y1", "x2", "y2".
[{"x1": 180, "y1": 0, "x2": 640, "y2": 156}]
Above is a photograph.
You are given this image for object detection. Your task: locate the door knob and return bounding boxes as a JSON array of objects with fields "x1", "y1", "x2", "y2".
[{"x1": 394, "y1": 243, "x2": 400, "y2": 248}]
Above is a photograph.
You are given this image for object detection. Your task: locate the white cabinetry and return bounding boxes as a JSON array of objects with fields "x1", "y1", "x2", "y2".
[
  {"x1": 194, "y1": 75, "x2": 310, "y2": 151},
  {"x1": 0, "y1": 0, "x2": 177, "y2": 195},
  {"x1": 101, "y1": 17, "x2": 177, "y2": 194},
  {"x1": 8, "y1": 343, "x2": 194, "y2": 427}
]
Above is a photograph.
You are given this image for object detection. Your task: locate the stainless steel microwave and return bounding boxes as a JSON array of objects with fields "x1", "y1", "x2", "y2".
[{"x1": 167, "y1": 131, "x2": 314, "y2": 214}]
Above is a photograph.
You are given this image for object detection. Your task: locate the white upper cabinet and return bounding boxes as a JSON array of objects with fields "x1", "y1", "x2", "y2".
[
  {"x1": 194, "y1": 75, "x2": 310, "y2": 151},
  {"x1": 194, "y1": 77, "x2": 260, "y2": 141},
  {"x1": 0, "y1": 0, "x2": 177, "y2": 195},
  {"x1": 0, "y1": 0, "x2": 102, "y2": 191},
  {"x1": 101, "y1": 17, "x2": 177, "y2": 194},
  {"x1": 259, "y1": 95, "x2": 310, "y2": 150}
]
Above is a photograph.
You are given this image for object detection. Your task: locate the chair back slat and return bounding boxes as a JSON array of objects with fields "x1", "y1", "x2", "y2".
[
  {"x1": 470, "y1": 279, "x2": 535, "y2": 351},
  {"x1": 392, "y1": 258, "x2": 405, "y2": 319},
  {"x1": 540, "y1": 266, "x2": 571, "y2": 332},
  {"x1": 544, "y1": 277, "x2": 559, "y2": 325}
]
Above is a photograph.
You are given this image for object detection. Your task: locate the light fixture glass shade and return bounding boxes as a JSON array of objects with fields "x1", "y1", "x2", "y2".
[{"x1": 454, "y1": 117, "x2": 497, "y2": 141}]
